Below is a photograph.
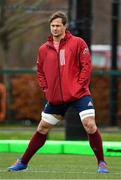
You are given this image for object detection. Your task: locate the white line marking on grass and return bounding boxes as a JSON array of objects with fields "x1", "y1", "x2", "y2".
[
  {"x1": 27, "y1": 169, "x2": 121, "y2": 175},
  {"x1": 2, "y1": 169, "x2": 121, "y2": 175},
  {"x1": 1, "y1": 169, "x2": 121, "y2": 175},
  {"x1": 0, "y1": 170, "x2": 6, "y2": 172}
]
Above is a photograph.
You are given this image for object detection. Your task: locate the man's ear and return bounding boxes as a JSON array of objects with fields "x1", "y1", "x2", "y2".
[{"x1": 64, "y1": 24, "x2": 67, "y2": 31}]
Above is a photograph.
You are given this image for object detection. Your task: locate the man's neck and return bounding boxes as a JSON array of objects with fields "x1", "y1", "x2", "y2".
[{"x1": 53, "y1": 33, "x2": 65, "y2": 43}]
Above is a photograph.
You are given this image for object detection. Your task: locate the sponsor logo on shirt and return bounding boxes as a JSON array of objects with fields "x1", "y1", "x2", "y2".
[{"x1": 60, "y1": 49, "x2": 65, "y2": 66}]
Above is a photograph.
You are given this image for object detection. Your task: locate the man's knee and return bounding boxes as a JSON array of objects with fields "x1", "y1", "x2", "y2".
[
  {"x1": 81, "y1": 116, "x2": 97, "y2": 134},
  {"x1": 37, "y1": 119, "x2": 53, "y2": 134},
  {"x1": 79, "y1": 109, "x2": 97, "y2": 134}
]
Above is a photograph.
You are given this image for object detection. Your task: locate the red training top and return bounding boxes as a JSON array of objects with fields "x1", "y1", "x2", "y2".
[{"x1": 37, "y1": 31, "x2": 92, "y2": 105}]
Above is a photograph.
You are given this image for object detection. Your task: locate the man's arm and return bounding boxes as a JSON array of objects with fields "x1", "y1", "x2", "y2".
[
  {"x1": 78, "y1": 39, "x2": 92, "y2": 87},
  {"x1": 37, "y1": 49, "x2": 48, "y2": 92}
]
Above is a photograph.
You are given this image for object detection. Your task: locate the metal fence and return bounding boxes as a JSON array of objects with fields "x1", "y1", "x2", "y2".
[{"x1": 0, "y1": 69, "x2": 121, "y2": 127}]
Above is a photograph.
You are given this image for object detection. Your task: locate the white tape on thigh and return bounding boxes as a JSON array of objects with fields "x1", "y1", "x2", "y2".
[
  {"x1": 79, "y1": 109, "x2": 95, "y2": 121},
  {"x1": 41, "y1": 112, "x2": 61, "y2": 125}
]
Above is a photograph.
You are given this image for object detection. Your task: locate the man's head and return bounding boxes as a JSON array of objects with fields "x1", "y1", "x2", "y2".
[
  {"x1": 49, "y1": 11, "x2": 68, "y2": 25},
  {"x1": 49, "y1": 11, "x2": 68, "y2": 40}
]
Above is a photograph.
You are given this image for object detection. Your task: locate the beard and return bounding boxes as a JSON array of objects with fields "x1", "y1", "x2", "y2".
[{"x1": 52, "y1": 33, "x2": 61, "y2": 37}]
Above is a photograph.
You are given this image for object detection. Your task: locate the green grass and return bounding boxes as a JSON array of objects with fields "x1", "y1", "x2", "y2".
[
  {"x1": 0, "y1": 129, "x2": 64, "y2": 140},
  {"x1": 0, "y1": 131, "x2": 34, "y2": 140},
  {"x1": 0, "y1": 153, "x2": 121, "y2": 179},
  {"x1": 102, "y1": 133, "x2": 121, "y2": 142},
  {"x1": 0, "y1": 128, "x2": 121, "y2": 141},
  {"x1": 0, "y1": 126, "x2": 121, "y2": 179}
]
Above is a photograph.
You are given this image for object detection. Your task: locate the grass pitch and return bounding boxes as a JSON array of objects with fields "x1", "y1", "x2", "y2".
[{"x1": 0, "y1": 153, "x2": 121, "y2": 179}]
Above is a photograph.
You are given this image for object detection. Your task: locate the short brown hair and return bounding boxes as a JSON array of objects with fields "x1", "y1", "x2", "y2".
[{"x1": 49, "y1": 11, "x2": 68, "y2": 25}]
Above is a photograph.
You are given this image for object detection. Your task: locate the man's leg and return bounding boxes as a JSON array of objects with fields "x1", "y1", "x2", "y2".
[
  {"x1": 80, "y1": 113, "x2": 108, "y2": 173},
  {"x1": 73, "y1": 96, "x2": 108, "y2": 173},
  {"x1": 21, "y1": 120, "x2": 53, "y2": 164},
  {"x1": 81, "y1": 115, "x2": 104, "y2": 163},
  {"x1": 7, "y1": 112, "x2": 61, "y2": 171}
]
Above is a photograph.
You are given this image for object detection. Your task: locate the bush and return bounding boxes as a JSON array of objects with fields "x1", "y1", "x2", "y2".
[{"x1": 10, "y1": 74, "x2": 45, "y2": 122}]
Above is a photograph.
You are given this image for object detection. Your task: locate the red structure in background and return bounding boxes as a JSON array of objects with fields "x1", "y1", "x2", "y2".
[{"x1": 0, "y1": 83, "x2": 6, "y2": 122}]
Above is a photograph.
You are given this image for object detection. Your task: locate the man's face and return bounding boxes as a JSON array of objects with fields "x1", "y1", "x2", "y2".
[{"x1": 50, "y1": 18, "x2": 66, "y2": 38}]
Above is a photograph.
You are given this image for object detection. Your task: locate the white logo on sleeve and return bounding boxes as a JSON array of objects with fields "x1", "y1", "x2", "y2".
[
  {"x1": 60, "y1": 49, "x2": 65, "y2": 66},
  {"x1": 83, "y1": 47, "x2": 89, "y2": 55}
]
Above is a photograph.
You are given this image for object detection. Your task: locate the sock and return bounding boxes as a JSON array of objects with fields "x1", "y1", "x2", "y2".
[
  {"x1": 87, "y1": 129, "x2": 104, "y2": 164},
  {"x1": 21, "y1": 131, "x2": 47, "y2": 164}
]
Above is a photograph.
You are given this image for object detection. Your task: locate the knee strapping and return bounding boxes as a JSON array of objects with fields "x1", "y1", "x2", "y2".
[
  {"x1": 79, "y1": 109, "x2": 95, "y2": 121},
  {"x1": 41, "y1": 112, "x2": 61, "y2": 125}
]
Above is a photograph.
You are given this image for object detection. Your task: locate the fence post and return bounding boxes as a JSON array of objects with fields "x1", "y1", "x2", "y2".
[
  {"x1": 110, "y1": 0, "x2": 119, "y2": 126},
  {"x1": 65, "y1": 0, "x2": 92, "y2": 140}
]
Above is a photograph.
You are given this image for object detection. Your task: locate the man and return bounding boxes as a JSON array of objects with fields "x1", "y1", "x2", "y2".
[{"x1": 8, "y1": 11, "x2": 108, "y2": 173}]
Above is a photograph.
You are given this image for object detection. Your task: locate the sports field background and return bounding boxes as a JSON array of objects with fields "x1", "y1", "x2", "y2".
[
  {"x1": 0, "y1": 127, "x2": 121, "y2": 179},
  {"x1": 0, "y1": 126, "x2": 121, "y2": 141},
  {"x1": 0, "y1": 153, "x2": 121, "y2": 179}
]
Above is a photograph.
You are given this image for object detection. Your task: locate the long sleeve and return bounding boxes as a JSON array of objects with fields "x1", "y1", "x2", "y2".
[
  {"x1": 78, "y1": 39, "x2": 92, "y2": 88},
  {"x1": 37, "y1": 49, "x2": 48, "y2": 91}
]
